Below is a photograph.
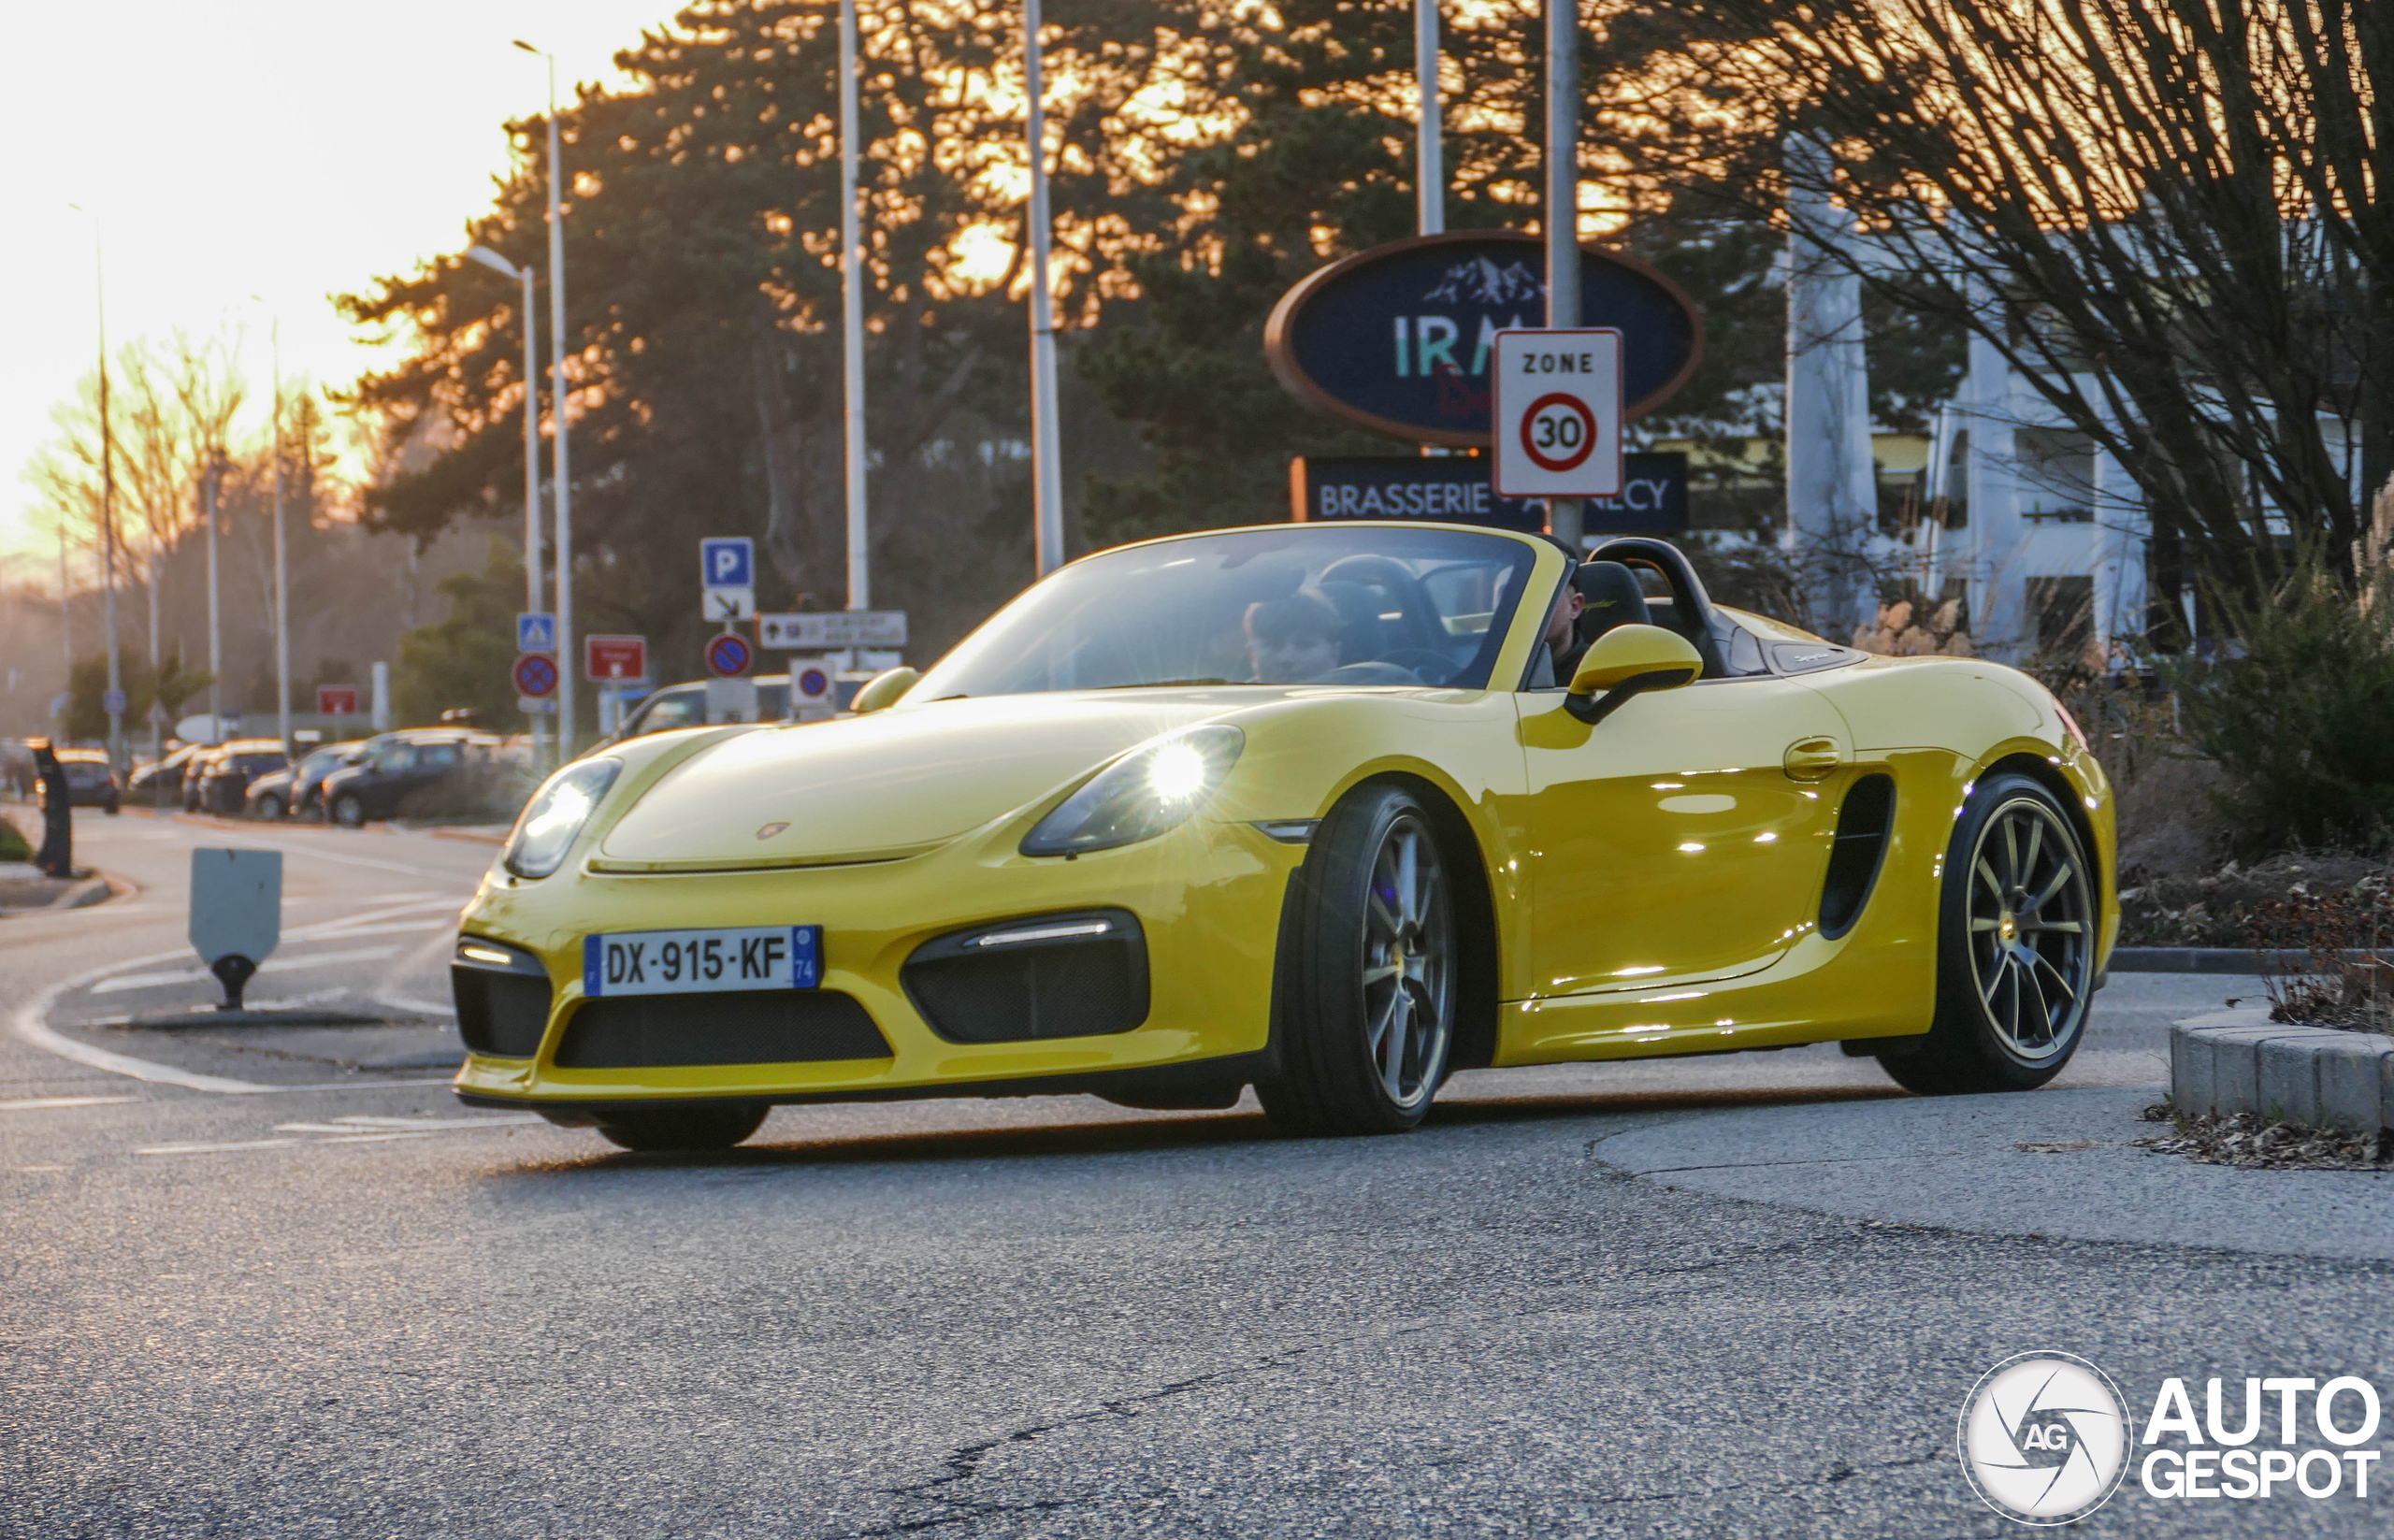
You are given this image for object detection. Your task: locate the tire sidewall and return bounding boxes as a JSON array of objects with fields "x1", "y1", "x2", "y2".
[
  {"x1": 1287, "y1": 784, "x2": 1456, "y2": 1132},
  {"x1": 1935, "y1": 772, "x2": 2095, "y2": 1085}
]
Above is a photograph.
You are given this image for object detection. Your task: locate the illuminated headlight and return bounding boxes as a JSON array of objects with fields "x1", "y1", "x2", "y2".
[
  {"x1": 1020, "y1": 727, "x2": 1243, "y2": 857},
  {"x1": 502, "y1": 758, "x2": 621, "y2": 879}
]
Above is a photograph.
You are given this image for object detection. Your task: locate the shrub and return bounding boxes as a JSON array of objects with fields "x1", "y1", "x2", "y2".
[{"x1": 2159, "y1": 540, "x2": 2394, "y2": 857}]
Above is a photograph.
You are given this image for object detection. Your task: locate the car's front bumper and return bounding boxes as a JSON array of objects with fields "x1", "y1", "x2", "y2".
[{"x1": 450, "y1": 817, "x2": 1303, "y2": 1112}]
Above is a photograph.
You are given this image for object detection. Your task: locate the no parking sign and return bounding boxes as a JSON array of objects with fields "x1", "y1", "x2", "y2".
[{"x1": 1493, "y1": 329, "x2": 1624, "y2": 499}]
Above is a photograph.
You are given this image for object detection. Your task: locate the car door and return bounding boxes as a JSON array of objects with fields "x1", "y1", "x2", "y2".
[{"x1": 1508, "y1": 673, "x2": 1853, "y2": 995}]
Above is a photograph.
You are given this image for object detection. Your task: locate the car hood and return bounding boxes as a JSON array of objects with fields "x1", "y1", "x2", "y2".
[{"x1": 595, "y1": 691, "x2": 1268, "y2": 870}]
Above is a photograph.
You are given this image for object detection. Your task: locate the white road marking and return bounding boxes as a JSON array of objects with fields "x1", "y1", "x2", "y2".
[
  {"x1": 179, "y1": 835, "x2": 447, "y2": 878},
  {"x1": 333, "y1": 1114, "x2": 540, "y2": 1130},
  {"x1": 296, "y1": 918, "x2": 454, "y2": 941},
  {"x1": 372, "y1": 927, "x2": 465, "y2": 1021},
  {"x1": 92, "y1": 945, "x2": 404, "y2": 994},
  {"x1": 0, "y1": 1095, "x2": 141, "y2": 1111},
  {"x1": 137, "y1": 1139, "x2": 301, "y2": 1156}
]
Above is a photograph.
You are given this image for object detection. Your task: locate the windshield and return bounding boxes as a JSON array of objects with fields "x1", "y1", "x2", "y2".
[{"x1": 916, "y1": 525, "x2": 1539, "y2": 699}]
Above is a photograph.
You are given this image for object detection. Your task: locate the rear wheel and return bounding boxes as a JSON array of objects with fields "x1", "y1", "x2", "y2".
[
  {"x1": 595, "y1": 1102, "x2": 768, "y2": 1153},
  {"x1": 255, "y1": 793, "x2": 285, "y2": 820},
  {"x1": 1260, "y1": 784, "x2": 1456, "y2": 1135},
  {"x1": 1877, "y1": 772, "x2": 2097, "y2": 1095}
]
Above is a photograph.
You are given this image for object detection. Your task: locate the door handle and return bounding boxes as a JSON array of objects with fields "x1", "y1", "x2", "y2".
[{"x1": 1782, "y1": 737, "x2": 1842, "y2": 782}]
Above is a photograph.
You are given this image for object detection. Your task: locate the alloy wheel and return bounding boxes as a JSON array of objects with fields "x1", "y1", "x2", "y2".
[
  {"x1": 1359, "y1": 813, "x2": 1454, "y2": 1110},
  {"x1": 1965, "y1": 798, "x2": 2093, "y2": 1060}
]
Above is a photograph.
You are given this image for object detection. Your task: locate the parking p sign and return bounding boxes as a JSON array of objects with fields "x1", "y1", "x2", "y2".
[
  {"x1": 700, "y1": 538, "x2": 755, "y2": 591},
  {"x1": 1492, "y1": 329, "x2": 1624, "y2": 499}
]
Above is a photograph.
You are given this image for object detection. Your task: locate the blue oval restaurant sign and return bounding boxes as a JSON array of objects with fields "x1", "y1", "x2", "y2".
[{"x1": 1264, "y1": 230, "x2": 1703, "y2": 447}]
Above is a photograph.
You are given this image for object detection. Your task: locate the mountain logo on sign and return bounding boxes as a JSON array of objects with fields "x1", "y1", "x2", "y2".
[{"x1": 1423, "y1": 258, "x2": 1543, "y2": 306}]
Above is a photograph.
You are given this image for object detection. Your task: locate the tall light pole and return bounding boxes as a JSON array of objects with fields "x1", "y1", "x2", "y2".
[
  {"x1": 840, "y1": 0, "x2": 871, "y2": 610},
  {"x1": 1542, "y1": 0, "x2": 1581, "y2": 551},
  {"x1": 271, "y1": 317, "x2": 292, "y2": 754},
  {"x1": 56, "y1": 521, "x2": 73, "y2": 672},
  {"x1": 1416, "y1": 0, "x2": 1443, "y2": 236},
  {"x1": 518, "y1": 39, "x2": 575, "y2": 755},
  {"x1": 205, "y1": 452, "x2": 224, "y2": 727},
  {"x1": 1023, "y1": 0, "x2": 1065, "y2": 576},
  {"x1": 71, "y1": 205, "x2": 124, "y2": 767},
  {"x1": 467, "y1": 243, "x2": 549, "y2": 768}
]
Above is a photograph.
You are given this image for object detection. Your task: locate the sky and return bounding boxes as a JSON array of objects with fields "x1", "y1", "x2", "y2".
[{"x1": 0, "y1": 0, "x2": 688, "y2": 575}]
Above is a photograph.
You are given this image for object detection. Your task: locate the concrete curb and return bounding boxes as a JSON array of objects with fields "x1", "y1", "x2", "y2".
[
  {"x1": 2115, "y1": 946, "x2": 2380, "y2": 974},
  {"x1": 2170, "y1": 1007, "x2": 2394, "y2": 1130}
]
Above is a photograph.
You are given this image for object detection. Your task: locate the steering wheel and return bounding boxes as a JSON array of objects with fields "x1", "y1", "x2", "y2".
[{"x1": 1315, "y1": 555, "x2": 1445, "y2": 655}]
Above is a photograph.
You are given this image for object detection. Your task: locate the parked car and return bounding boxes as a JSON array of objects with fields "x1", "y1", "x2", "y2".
[
  {"x1": 127, "y1": 742, "x2": 203, "y2": 805},
  {"x1": 192, "y1": 740, "x2": 290, "y2": 816},
  {"x1": 320, "y1": 729, "x2": 508, "y2": 827},
  {"x1": 42, "y1": 748, "x2": 121, "y2": 814},
  {"x1": 245, "y1": 741, "x2": 374, "y2": 820}
]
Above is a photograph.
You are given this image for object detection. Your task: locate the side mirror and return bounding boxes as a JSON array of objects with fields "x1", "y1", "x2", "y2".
[
  {"x1": 1565, "y1": 624, "x2": 1704, "y2": 725},
  {"x1": 849, "y1": 666, "x2": 920, "y2": 715}
]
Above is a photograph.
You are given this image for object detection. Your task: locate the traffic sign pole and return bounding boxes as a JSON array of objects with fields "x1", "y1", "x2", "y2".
[{"x1": 1545, "y1": 0, "x2": 1581, "y2": 549}]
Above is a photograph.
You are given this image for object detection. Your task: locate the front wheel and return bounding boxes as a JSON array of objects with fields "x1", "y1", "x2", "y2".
[
  {"x1": 1259, "y1": 784, "x2": 1457, "y2": 1136},
  {"x1": 595, "y1": 1102, "x2": 768, "y2": 1152},
  {"x1": 330, "y1": 793, "x2": 365, "y2": 828},
  {"x1": 256, "y1": 794, "x2": 285, "y2": 821},
  {"x1": 1878, "y1": 772, "x2": 2098, "y2": 1096}
]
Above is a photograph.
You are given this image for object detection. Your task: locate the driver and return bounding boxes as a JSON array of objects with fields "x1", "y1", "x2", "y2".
[{"x1": 1244, "y1": 590, "x2": 1344, "y2": 683}]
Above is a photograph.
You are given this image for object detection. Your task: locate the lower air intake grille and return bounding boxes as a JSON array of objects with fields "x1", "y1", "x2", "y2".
[
  {"x1": 453, "y1": 968, "x2": 553, "y2": 1058},
  {"x1": 901, "y1": 909, "x2": 1148, "y2": 1043},
  {"x1": 555, "y1": 989, "x2": 891, "y2": 1068}
]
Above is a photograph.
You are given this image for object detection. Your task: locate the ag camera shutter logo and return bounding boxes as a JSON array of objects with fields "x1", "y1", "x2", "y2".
[{"x1": 1959, "y1": 1353, "x2": 2131, "y2": 1525}]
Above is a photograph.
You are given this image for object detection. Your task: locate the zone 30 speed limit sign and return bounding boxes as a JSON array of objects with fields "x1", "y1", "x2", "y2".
[{"x1": 1493, "y1": 328, "x2": 1624, "y2": 498}]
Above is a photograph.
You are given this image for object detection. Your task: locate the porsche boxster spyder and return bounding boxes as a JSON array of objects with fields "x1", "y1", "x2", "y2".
[{"x1": 451, "y1": 525, "x2": 2115, "y2": 1150}]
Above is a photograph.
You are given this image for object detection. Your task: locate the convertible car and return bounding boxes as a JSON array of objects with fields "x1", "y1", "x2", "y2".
[{"x1": 451, "y1": 524, "x2": 2115, "y2": 1151}]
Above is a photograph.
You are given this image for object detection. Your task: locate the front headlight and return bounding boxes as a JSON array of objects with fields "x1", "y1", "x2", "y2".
[
  {"x1": 1020, "y1": 726, "x2": 1244, "y2": 857},
  {"x1": 502, "y1": 757, "x2": 621, "y2": 878}
]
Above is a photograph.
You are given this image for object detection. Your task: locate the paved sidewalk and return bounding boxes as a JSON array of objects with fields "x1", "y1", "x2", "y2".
[{"x1": 1595, "y1": 1083, "x2": 2394, "y2": 1262}]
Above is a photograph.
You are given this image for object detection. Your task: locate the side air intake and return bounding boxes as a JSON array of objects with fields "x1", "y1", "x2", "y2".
[{"x1": 1819, "y1": 773, "x2": 1896, "y2": 940}]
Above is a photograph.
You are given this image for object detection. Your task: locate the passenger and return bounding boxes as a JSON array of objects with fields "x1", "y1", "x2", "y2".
[{"x1": 1245, "y1": 590, "x2": 1344, "y2": 683}]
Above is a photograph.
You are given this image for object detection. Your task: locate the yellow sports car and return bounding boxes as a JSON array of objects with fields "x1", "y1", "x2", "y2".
[{"x1": 451, "y1": 525, "x2": 2115, "y2": 1150}]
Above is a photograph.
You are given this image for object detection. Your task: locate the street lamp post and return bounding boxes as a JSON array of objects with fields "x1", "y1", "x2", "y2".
[
  {"x1": 1416, "y1": 0, "x2": 1443, "y2": 237},
  {"x1": 517, "y1": 39, "x2": 575, "y2": 756},
  {"x1": 71, "y1": 205, "x2": 125, "y2": 768},
  {"x1": 271, "y1": 318, "x2": 291, "y2": 755},
  {"x1": 1023, "y1": 0, "x2": 1065, "y2": 577},
  {"x1": 467, "y1": 242, "x2": 549, "y2": 769},
  {"x1": 205, "y1": 452, "x2": 223, "y2": 727},
  {"x1": 840, "y1": 0, "x2": 870, "y2": 611}
]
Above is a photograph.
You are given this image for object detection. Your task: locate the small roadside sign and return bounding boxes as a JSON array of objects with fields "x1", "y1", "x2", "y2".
[
  {"x1": 518, "y1": 696, "x2": 559, "y2": 716},
  {"x1": 585, "y1": 634, "x2": 648, "y2": 682},
  {"x1": 147, "y1": 699, "x2": 172, "y2": 727},
  {"x1": 1492, "y1": 328, "x2": 1624, "y2": 499},
  {"x1": 104, "y1": 688, "x2": 127, "y2": 714},
  {"x1": 517, "y1": 612, "x2": 557, "y2": 654},
  {"x1": 788, "y1": 657, "x2": 837, "y2": 723},
  {"x1": 512, "y1": 654, "x2": 560, "y2": 698},
  {"x1": 699, "y1": 537, "x2": 755, "y2": 590},
  {"x1": 704, "y1": 633, "x2": 754, "y2": 679},
  {"x1": 318, "y1": 685, "x2": 360, "y2": 715},
  {"x1": 190, "y1": 847, "x2": 281, "y2": 1010},
  {"x1": 759, "y1": 611, "x2": 909, "y2": 649},
  {"x1": 703, "y1": 586, "x2": 757, "y2": 622}
]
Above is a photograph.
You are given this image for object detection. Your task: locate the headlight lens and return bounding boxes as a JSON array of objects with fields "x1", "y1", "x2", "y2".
[
  {"x1": 1020, "y1": 726, "x2": 1244, "y2": 857},
  {"x1": 502, "y1": 758, "x2": 621, "y2": 878}
]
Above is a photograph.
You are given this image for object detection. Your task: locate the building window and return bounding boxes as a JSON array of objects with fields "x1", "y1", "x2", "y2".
[{"x1": 2017, "y1": 428, "x2": 2095, "y2": 522}]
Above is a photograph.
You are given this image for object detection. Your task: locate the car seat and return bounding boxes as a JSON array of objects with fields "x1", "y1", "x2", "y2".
[{"x1": 1573, "y1": 561, "x2": 1649, "y2": 647}]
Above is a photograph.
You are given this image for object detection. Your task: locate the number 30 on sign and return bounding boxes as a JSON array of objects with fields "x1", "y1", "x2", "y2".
[{"x1": 1492, "y1": 328, "x2": 1624, "y2": 499}]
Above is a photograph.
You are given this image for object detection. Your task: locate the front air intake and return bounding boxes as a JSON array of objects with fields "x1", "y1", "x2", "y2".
[
  {"x1": 452, "y1": 938, "x2": 554, "y2": 1058},
  {"x1": 555, "y1": 989, "x2": 892, "y2": 1068},
  {"x1": 901, "y1": 909, "x2": 1148, "y2": 1043}
]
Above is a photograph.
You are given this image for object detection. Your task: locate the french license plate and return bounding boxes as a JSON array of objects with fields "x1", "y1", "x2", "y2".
[{"x1": 582, "y1": 926, "x2": 821, "y2": 998}]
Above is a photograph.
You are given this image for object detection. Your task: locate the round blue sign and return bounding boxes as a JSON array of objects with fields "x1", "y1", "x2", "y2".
[
  {"x1": 705, "y1": 633, "x2": 754, "y2": 679},
  {"x1": 1264, "y1": 230, "x2": 1703, "y2": 447},
  {"x1": 512, "y1": 653, "x2": 559, "y2": 698},
  {"x1": 797, "y1": 668, "x2": 830, "y2": 698}
]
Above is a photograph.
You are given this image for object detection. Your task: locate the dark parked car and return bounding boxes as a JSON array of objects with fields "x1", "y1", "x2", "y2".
[
  {"x1": 192, "y1": 740, "x2": 289, "y2": 816},
  {"x1": 605, "y1": 670, "x2": 878, "y2": 746},
  {"x1": 42, "y1": 749, "x2": 121, "y2": 814},
  {"x1": 320, "y1": 730, "x2": 506, "y2": 827},
  {"x1": 127, "y1": 742, "x2": 203, "y2": 805},
  {"x1": 245, "y1": 742, "x2": 374, "y2": 820}
]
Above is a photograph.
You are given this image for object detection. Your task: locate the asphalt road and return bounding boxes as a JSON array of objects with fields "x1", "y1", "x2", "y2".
[{"x1": 5, "y1": 808, "x2": 2388, "y2": 1537}]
